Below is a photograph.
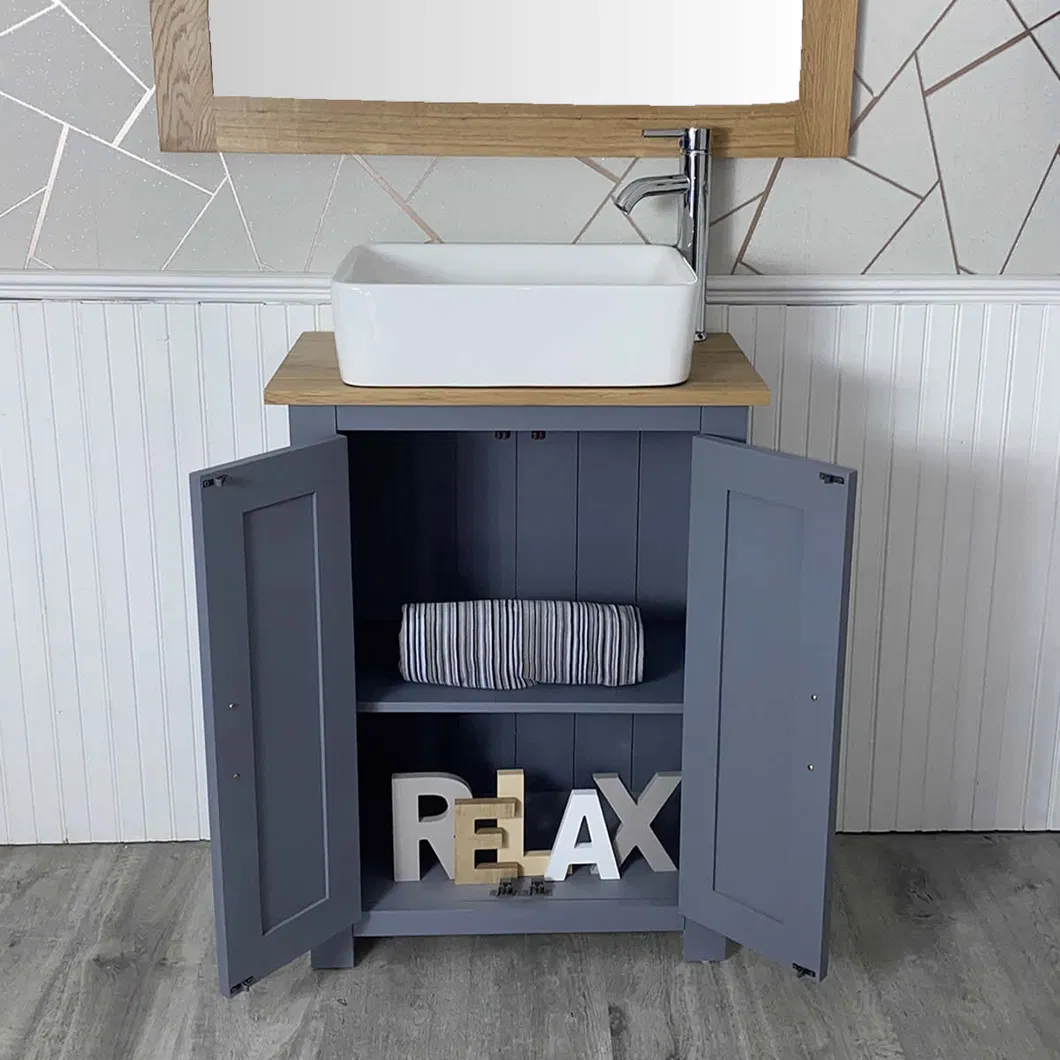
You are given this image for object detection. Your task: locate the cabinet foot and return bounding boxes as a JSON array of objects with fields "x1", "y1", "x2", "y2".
[
  {"x1": 682, "y1": 920, "x2": 731, "y2": 963},
  {"x1": 311, "y1": 927, "x2": 356, "y2": 970}
]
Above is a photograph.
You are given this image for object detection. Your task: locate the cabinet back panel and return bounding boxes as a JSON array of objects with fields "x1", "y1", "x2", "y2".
[
  {"x1": 357, "y1": 712, "x2": 681, "y2": 873},
  {"x1": 347, "y1": 430, "x2": 692, "y2": 619}
]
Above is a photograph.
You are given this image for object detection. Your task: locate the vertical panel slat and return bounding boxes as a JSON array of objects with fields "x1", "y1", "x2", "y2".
[
  {"x1": 921, "y1": 303, "x2": 986, "y2": 830},
  {"x1": 42, "y1": 302, "x2": 111, "y2": 841},
  {"x1": 227, "y1": 304, "x2": 268, "y2": 460},
  {"x1": 832, "y1": 304, "x2": 870, "y2": 829},
  {"x1": 750, "y1": 306, "x2": 783, "y2": 450},
  {"x1": 454, "y1": 433, "x2": 516, "y2": 598},
  {"x1": 950, "y1": 304, "x2": 1016, "y2": 829},
  {"x1": 636, "y1": 433, "x2": 692, "y2": 617},
  {"x1": 167, "y1": 304, "x2": 211, "y2": 838},
  {"x1": 778, "y1": 305, "x2": 813, "y2": 457},
  {"x1": 1025, "y1": 306, "x2": 1060, "y2": 829},
  {"x1": 198, "y1": 304, "x2": 238, "y2": 467},
  {"x1": 9, "y1": 304, "x2": 66, "y2": 842},
  {"x1": 839, "y1": 304, "x2": 898, "y2": 831},
  {"x1": 894, "y1": 305, "x2": 958, "y2": 832},
  {"x1": 0, "y1": 306, "x2": 42, "y2": 843},
  {"x1": 258, "y1": 304, "x2": 292, "y2": 451},
  {"x1": 978, "y1": 306, "x2": 1049, "y2": 829},
  {"x1": 870, "y1": 305, "x2": 928, "y2": 830},
  {"x1": 805, "y1": 306, "x2": 841, "y2": 464}
]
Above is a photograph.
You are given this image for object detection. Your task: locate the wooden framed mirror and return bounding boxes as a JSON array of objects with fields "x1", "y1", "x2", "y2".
[{"x1": 150, "y1": 0, "x2": 858, "y2": 158}]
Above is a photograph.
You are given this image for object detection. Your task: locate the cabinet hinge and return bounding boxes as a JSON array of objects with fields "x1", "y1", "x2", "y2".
[
  {"x1": 819, "y1": 472, "x2": 845, "y2": 486},
  {"x1": 201, "y1": 474, "x2": 229, "y2": 489},
  {"x1": 490, "y1": 878, "x2": 553, "y2": 898},
  {"x1": 793, "y1": 964, "x2": 817, "y2": 980},
  {"x1": 230, "y1": 976, "x2": 255, "y2": 996}
]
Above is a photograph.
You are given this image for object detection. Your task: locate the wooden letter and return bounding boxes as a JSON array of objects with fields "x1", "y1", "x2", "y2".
[
  {"x1": 594, "y1": 772, "x2": 681, "y2": 873},
  {"x1": 495, "y1": 768, "x2": 552, "y2": 877},
  {"x1": 391, "y1": 772, "x2": 472, "y2": 881},
  {"x1": 545, "y1": 790, "x2": 620, "y2": 881},
  {"x1": 453, "y1": 797, "x2": 521, "y2": 885}
]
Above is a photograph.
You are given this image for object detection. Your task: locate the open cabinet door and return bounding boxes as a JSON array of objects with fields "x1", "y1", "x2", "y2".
[
  {"x1": 190, "y1": 437, "x2": 360, "y2": 996},
  {"x1": 680, "y1": 436, "x2": 856, "y2": 979}
]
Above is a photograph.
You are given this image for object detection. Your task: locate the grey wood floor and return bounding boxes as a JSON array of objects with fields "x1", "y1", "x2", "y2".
[{"x1": 1, "y1": 835, "x2": 1058, "y2": 1060}]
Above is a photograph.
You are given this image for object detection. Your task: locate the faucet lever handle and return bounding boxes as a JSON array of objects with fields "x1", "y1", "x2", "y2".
[
  {"x1": 641, "y1": 129, "x2": 687, "y2": 138},
  {"x1": 641, "y1": 128, "x2": 711, "y2": 152}
]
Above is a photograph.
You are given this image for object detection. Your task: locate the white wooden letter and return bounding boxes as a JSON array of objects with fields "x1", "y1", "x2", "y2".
[
  {"x1": 391, "y1": 772, "x2": 471, "y2": 882},
  {"x1": 594, "y1": 771, "x2": 681, "y2": 872},
  {"x1": 545, "y1": 790, "x2": 620, "y2": 881}
]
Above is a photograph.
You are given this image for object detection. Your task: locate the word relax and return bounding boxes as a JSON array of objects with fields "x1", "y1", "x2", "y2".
[{"x1": 392, "y1": 769, "x2": 681, "y2": 885}]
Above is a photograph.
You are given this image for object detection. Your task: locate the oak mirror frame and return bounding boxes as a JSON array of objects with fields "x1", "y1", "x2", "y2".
[{"x1": 149, "y1": 0, "x2": 858, "y2": 159}]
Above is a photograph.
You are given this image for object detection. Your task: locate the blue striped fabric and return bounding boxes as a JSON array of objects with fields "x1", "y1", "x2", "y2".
[{"x1": 399, "y1": 600, "x2": 644, "y2": 689}]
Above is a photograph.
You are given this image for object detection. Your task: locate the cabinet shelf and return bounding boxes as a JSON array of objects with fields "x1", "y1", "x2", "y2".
[
  {"x1": 355, "y1": 619, "x2": 685, "y2": 714},
  {"x1": 355, "y1": 861, "x2": 681, "y2": 937}
]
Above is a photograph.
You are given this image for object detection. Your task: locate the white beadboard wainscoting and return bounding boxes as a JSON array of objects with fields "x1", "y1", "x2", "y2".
[{"x1": 1, "y1": 275, "x2": 1059, "y2": 843}]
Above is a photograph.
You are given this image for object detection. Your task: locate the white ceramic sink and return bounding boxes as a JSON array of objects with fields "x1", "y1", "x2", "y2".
[{"x1": 331, "y1": 243, "x2": 697, "y2": 387}]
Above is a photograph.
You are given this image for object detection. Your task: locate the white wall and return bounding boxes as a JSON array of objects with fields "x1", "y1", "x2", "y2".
[{"x1": 1, "y1": 276, "x2": 1059, "y2": 842}]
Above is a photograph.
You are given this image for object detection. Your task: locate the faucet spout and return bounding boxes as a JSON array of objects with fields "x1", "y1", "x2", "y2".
[
  {"x1": 613, "y1": 128, "x2": 712, "y2": 341},
  {"x1": 614, "y1": 174, "x2": 691, "y2": 215}
]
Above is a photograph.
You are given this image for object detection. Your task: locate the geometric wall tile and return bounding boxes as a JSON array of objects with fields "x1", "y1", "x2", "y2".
[
  {"x1": 1004, "y1": 157, "x2": 1060, "y2": 273},
  {"x1": 576, "y1": 202, "x2": 644, "y2": 244},
  {"x1": 0, "y1": 192, "x2": 43, "y2": 268},
  {"x1": 589, "y1": 158, "x2": 633, "y2": 180},
  {"x1": 0, "y1": 6, "x2": 143, "y2": 141},
  {"x1": 852, "y1": 77, "x2": 873, "y2": 122},
  {"x1": 1033, "y1": 12, "x2": 1060, "y2": 66},
  {"x1": 917, "y1": 0, "x2": 1023, "y2": 90},
  {"x1": 36, "y1": 130, "x2": 207, "y2": 268},
  {"x1": 410, "y1": 157, "x2": 613, "y2": 243},
  {"x1": 62, "y1": 0, "x2": 155, "y2": 86},
  {"x1": 1011, "y1": 1, "x2": 1060, "y2": 23},
  {"x1": 856, "y1": 0, "x2": 955, "y2": 91},
  {"x1": 225, "y1": 153, "x2": 340, "y2": 270},
  {"x1": 0, "y1": 94, "x2": 61, "y2": 211},
  {"x1": 744, "y1": 159, "x2": 918, "y2": 273},
  {"x1": 360, "y1": 156, "x2": 434, "y2": 198},
  {"x1": 927, "y1": 38, "x2": 1060, "y2": 272},
  {"x1": 165, "y1": 183, "x2": 258, "y2": 272},
  {"x1": 709, "y1": 198, "x2": 759, "y2": 274},
  {"x1": 867, "y1": 185, "x2": 957, "y2": 273},
  {"x1": 119, "y1": 98, "x2": 225, "y2": 191},
  {"x1": 308, "y1": 159, "x2": 428, "y2": 272},
  {"x1": 850, "y1": 62, "x2": 938, "y2": 194},
  {"x1": 710, "y1": 158, "x2": 776, "y2": 220}
]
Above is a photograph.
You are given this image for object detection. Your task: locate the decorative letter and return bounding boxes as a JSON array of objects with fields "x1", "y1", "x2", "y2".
[
  {"x1": 453, "y1": 797, "x2": 521, "y2": 885},
  {"x1": 545, "y1": 790, "x2": 620, "y2": 881},
  {"x1": 495, "y1": 768, "x2": 551, "y2": 877},
  {"x1": 594, "y1": 772, "x2": 681, "y2": 873},
  {"x1": 391, "y1": 772, "x2": 472, "y2": 882}
]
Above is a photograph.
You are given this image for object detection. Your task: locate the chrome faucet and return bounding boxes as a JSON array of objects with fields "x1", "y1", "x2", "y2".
[{"x1": 614, "y1": 128, "x2": 712, "y2": 340}]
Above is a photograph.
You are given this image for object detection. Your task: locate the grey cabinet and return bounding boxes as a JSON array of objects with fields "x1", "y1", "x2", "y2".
[{"x1": 190, "y1": 408, "x2": 855, "y2": 997}]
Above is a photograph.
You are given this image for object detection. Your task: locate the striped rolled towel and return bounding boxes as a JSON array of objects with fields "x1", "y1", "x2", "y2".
[{"x1": 399, "y1": 600, "x2": 644, "y2": 690}]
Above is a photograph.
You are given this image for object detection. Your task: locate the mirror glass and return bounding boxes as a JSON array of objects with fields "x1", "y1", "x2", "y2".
[{"x1": 209, "y1": 0, "x2": 803, "y2": 107}]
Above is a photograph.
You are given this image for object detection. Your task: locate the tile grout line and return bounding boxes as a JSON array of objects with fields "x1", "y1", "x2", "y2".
[
  {"x1": 578, "y1": 158, "x2": 623, "y2": 183},
  {"x1": 850, "y1": 0, "x2": 960, "y2": 135},
  {"x1": 111, "y1": 86, "x2": 155, "y2": 148},
  {"x1": 218, "y1": 156, "x2": 264, "y2": 268},
  {"x1": 710, "y1": 192, "x2": 764, "y2": 227},
  {"x1": 0, "y1": 2, "x2": 57, "y2": 38},
  {"x1": 352, "y1": 156, "x2": 443, "y2": 242},
  {"x1": 0, "y1": 186, "x2": 45, "y2": 221},
  {"x1": 846, "y1": 158, "x2": 924, "y2": 200},
  {"x1": 731, "y1": 158, "x2": 782, "y2": 273},
  {"x1": 406, "y1": 158, "x2": 438, "y2": 201},
  {"x1": 303, "y1": 159, "x2": 344, "y2": 271},
  {"x1": 924, "y1": 29, "x2": 1032, "y2": 97},
  {"x1": 53, "y1": 0, "x2": 149, "y2": 91},
  {"x1": 1000, "y1": 152, "x2": 1057, "y2": 274},
  {"x1": 861, "y1": 182, "x2": 939, "y2": 274},
  {"x1": 25, "y1": 124, "x2": 68, "y2": 266},
  {"x1": 915, "y1": 55, "x2": 961, "y2": 274},
  {"x1": 160, "y1": 179, "x2": 226, "y2": 270}
]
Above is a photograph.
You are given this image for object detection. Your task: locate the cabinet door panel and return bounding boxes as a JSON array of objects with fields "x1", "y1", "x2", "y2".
[
  {"x1": 190, "y1": 437, "x2": 359, "y2": 996},
  {"x1": 680, "y1": 436, "x2": 855, "y2": 979}
]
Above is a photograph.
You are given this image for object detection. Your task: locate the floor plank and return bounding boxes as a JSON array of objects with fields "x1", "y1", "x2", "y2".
[{"x1": 0, "y1": 836, "x2": 1058, "y2": 1060}]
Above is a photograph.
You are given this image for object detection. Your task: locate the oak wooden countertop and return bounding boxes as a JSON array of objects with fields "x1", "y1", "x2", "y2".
[{"x1": 264, "y1": 331, "x2": 770, "y2": 407}]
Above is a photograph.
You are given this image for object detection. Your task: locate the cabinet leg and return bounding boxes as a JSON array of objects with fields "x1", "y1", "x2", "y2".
[
  {"x1": 682, "y1": 920, "x2": 731, "y2": 963},
  {"x1": 311, "y1": 927, "x2": 356, "y2": 970}
]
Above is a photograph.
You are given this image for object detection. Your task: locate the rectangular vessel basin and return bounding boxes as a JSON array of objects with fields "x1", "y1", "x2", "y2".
[{"x1": 331, "y1": 243, "x2": 697, "y2": 387}]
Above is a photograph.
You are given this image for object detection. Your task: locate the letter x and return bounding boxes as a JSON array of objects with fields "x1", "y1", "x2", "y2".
[{"x1": 594, "y1": 772, "x2": 681, "y2": 873}]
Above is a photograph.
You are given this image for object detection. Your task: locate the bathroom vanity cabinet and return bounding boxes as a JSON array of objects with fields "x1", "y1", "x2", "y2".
[{"x1": 190, "y1": 332, "x2": 856, "y2": 997}]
